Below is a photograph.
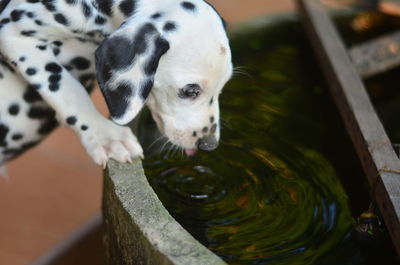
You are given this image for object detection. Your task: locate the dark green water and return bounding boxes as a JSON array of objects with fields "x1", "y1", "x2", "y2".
[{"x1": 140, "y1": 19, "x2": 398, "y2": 265}]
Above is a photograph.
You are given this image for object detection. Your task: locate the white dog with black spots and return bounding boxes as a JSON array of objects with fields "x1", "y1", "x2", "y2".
[{"x1": 0, "y1": 0, "x2": 232, "y2": 170}]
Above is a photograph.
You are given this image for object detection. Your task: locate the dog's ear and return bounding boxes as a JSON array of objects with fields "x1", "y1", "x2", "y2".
[{"x1": 95, "y1": 23, "x2": 170, "y2": 125}]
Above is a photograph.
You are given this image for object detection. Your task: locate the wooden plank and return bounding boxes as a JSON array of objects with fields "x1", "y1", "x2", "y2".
[
  {"x1": 297, "y1": 0, "x2": 400, "y2": 255},
  {"x1": 350, "y1": 30, "x2": 400, "y2": 78}
]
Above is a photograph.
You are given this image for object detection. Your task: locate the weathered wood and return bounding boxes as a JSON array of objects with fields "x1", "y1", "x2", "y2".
[
  {"x1": 297, "y1": 0, "x2": 400, "y2": 255},
  {"x1": 102, "y1": 159, "x2": 227, "y2": 265},
  {"x1": 350, "y1": 30, "x2": 400, "y2": 78}
]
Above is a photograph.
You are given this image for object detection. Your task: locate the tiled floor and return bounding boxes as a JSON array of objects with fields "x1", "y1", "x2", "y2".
[{"x1": 0, "y1": 1, "x2": 295, "y2": 264}]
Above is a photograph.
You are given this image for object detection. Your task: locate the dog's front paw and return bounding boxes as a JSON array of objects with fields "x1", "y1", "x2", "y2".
[{"x1": 80, "y1": 119, "x2": 143, "y2": 167}]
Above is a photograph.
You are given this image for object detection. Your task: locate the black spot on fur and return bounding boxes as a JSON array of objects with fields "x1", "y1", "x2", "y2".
[
  {"x1": 66, "y1": 116, "x2": 77, "y2": 125},
  {"x1": 52, "y1": 47, "x2": 60, "y2": 56},
  {"x1": 34, "y1": 19, "x2": 43, "y2": 25},
  {"x1": 210, "y1": 123, "x2": 217, "y2": 133},
  {"x1": 27, "y1": 0, "x2": 40, "y2": 3},
  {"x1": 21, "y1": 30, "x2": 36, "y2": 37},
  {"x1": 65, "y1": 0, "x2": 77, "y2": 5},
  {"x1": 53, "y1": 41, "x2": 63, "y2": 46},
  {"x1": 140, "y1": 79, "x2": 153, "y2": 100},
  {"x1": 82, "y1": 2, "x2": 92, "y2": 17},
  {"x1": 80, "y1": 125, "x2": 88, "y2": 131},
  {"x1": 102, "y1": 82, "x2": 133, "y2": 119},
  {"x1": 163, "y1": 21, "x2": 176, "y2": 31},
  {"x1": 26, "y1": 67, "x2": 37, "y2": 75},
  {"x1": 28, "y1": 106, "x2": 55, "y2": 119},
  {"x1": 97, "y1": 36, "x2": 132, "y2": 72},
  {"x1": 22, "y1": 141, "x2": 38, "y2": 149},
  {"x1": 2, "y1": 141, "x2": 39, "y2": 157},
  {"x1": 192, "y1": 131, "x2": 197, "y2": 137},
  {"x1": 45, "y1": 62, "x2": 62, "y2": 73},
  {"x1": 26, "y1": 12, "x2": 34, "y2": 18},
  {"x1": 42, "y1": 0, "x2": 56, "y2": 12},
  {"x1": 38, "y1": 117, "x2": 58, "y2": 134},
  {"x1": 151, "y1": 12, "x2": 162, "y2": 19},
  {"x1": 23, "y1": 85, "x2": 43, "y2": 103},
  {"x1": 79, "y1": 74, "x2": 95, "y2": 92},
  {"x1": 119, "y1": 0, "x2": 135, "y2": 17},
  {"x1": 19, "y1": 56, "x2": 26, "y2": 62},
  {"x1": 202, "y1": 126, "x2": 208, "y2": 133},
  {"x1": 8, "y1": 104, "x2": 20, "y2": 115},
  {"x1": 95, "y1": 23, "x2": 157, "y2": 78},
  {"x1": 95, "y1": 23, "x2": 166, "y2": 99},
  {"x1": 71, "y1": 57, "x2": 91, "y2": 70},
  {"x1": 11, "y1": 10, "x2": 24, "y2": 21},
  {"x1": 96, "y1": 0, "x2": 113, "y2": 16},
  {"x1": 0, "y1": 58, "x2": 14, "y2": 72},
  {"x1": 144, "y1": 37, "x2": 169, "y2": 75},
  {"x1": 133, "y1": 23, "x2": 158, "y2": 54},
  {"x1": 95, "y1": 15, "x2": 106, "y2": 25},
  {"x1": 209, "y1": 97, "x2": 213, "y2": 105},
  {"x1": 210, "y1": 116, "x2": 215, "y2": 123},
  {"x1": 49, "y1": 83, "x2": 60, "y2": 91},
  {"x1": 0, "y1": 18, "x2": 10, "y2": 26},
  {"x1": 48, "y1": 74, "x2": 61, "y2": 83},
  {"x1": 36, "y1": 45, "x2": 47, "y2": 50},
  {"x1": 12, "y1": 133, "x2": 23, "y2": 141},
  {"x1": 0, "y1": 124, "x2": 10, "y2": 147},
  {"x1": 54, "y1": 13, "x2": 69, "y2": 25},
  {"x1": 181, "y1": 1, "x2": 196, "y2": 11},
  {"x1": 21, "y1": 141, "x2": 38, "y2": 151},
  {"x1": 0, "y1": 0, "x2": 10, "y2": 13}
]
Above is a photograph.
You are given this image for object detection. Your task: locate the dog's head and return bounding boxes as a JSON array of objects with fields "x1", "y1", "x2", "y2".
[{"x1": 95, "y1": 1, "x2": 232, "y2": 154}]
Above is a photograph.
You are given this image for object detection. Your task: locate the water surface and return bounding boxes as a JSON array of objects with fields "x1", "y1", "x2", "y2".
[{"x1": 140, "y1": 19, "x2": 397, "y2": 265}]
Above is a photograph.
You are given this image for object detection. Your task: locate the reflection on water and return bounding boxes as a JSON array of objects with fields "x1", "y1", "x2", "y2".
[{"x1": 140, "y1": 19, "x2": 397, "y2": 265}]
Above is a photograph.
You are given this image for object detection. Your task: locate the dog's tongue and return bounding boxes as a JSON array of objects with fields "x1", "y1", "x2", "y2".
[{"x1": 185, "y1": 149, "x2": 197, "y2": 156}]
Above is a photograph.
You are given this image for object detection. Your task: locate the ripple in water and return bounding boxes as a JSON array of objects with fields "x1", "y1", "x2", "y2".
[{"x1": 140, "y1": 19, "x2": 397, "y2": 265}]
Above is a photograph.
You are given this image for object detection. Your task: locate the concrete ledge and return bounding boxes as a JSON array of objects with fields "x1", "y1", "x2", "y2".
[{"x1": 102, "y1": 159, "x2": 227, "y2": 265}]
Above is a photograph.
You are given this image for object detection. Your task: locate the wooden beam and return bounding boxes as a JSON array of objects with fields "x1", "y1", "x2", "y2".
[
  {"x1": 350, "y1": 30, "x2": 400, "y2": 78},
  {"x1": 297, "y1": 0, "x2": 400, "y2": 255}
]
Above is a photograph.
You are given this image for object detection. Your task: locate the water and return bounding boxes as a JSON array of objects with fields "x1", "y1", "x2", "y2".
[{"x1": 139, "y1": 19, "x2": 398, "y2": 265}]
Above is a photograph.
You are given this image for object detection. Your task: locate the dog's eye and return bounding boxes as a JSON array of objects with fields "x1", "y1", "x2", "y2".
[{"x1": 178, "y1": 84, "x2": 201, "y2": 99}]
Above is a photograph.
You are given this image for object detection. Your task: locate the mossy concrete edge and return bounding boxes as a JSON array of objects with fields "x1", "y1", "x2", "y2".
[{"x1": 103, "y1": 158, "x2": 227, "y2": 265}]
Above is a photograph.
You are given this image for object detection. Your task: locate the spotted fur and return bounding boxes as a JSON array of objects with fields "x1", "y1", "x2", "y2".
[{"x1": 0, "y1": 0, "x2": 232, "y2": 167}]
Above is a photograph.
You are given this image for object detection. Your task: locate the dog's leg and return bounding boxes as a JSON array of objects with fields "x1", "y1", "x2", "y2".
[{"x1": 0, "y1": 35, "x2": 143, "y2": 167}]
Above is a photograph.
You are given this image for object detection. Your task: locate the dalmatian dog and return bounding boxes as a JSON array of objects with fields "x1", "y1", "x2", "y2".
[{"x1": 0, "y1": 0, "x2": 232, "y2": 168}]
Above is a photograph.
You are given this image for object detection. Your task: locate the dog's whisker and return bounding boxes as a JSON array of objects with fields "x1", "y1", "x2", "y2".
[
  {"x1": 180, "y1": 147, "x2": 184, "y2": 160},
  {"x1": 232, "y1": 66, "x2": 252, "y2": 79},
  {"x1": 173, "y1": 144, "x2": 180, "y2": 157},
  {"x1": 147, "y1": 135, "x2": 167, "y2": 151},
  {"x1": 159, "y1": 139, "x2": 171, "y2": 156},
  {"x1": 166, "y1": 141, "x2": 176, "y2": 158}
]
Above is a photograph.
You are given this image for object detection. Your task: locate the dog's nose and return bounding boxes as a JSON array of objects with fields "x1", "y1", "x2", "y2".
[{"x1": 197, "y1": 135, "x2": 218, "y2": 151}]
